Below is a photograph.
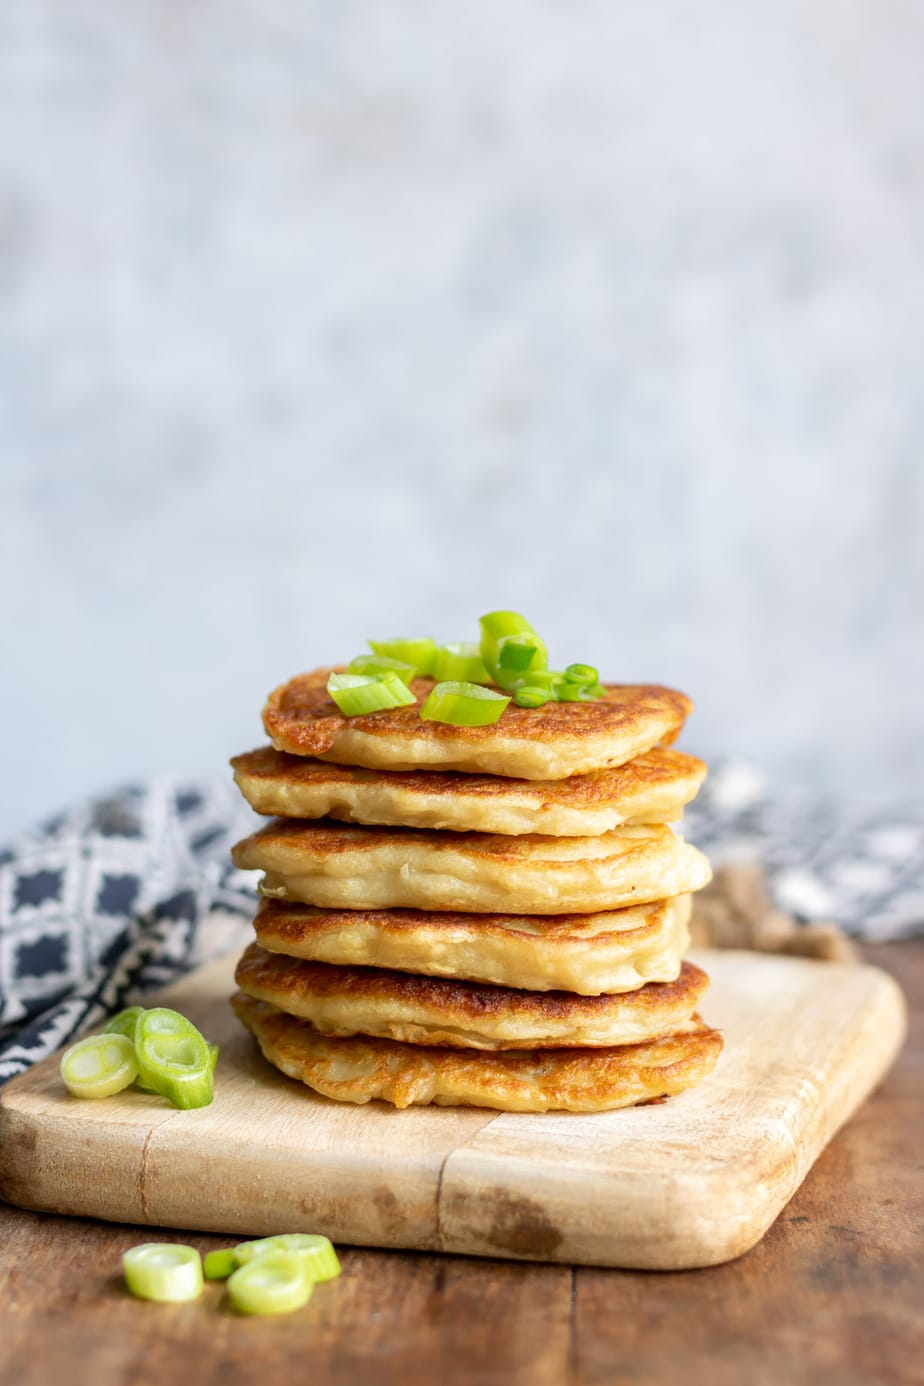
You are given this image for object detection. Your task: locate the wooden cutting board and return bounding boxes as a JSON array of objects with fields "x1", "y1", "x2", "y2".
[{"x1": 0, "y1": 948, "x2": 905, "y2": 1270}]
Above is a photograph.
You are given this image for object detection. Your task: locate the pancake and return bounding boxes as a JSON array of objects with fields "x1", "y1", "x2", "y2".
[
  {"x1": 263, "y1": 668, "x2": 692, "y2": 780},
  {"x1": 234, "y1": 944, "x2": 709, "y2": 1049},
  {"x1": 231, "y1": 992, "x2": 723, "y2": 1112},
  {"x1": 231, "y1": 746, "x2": 706, "y2": 837},
  {"x1": 252, "y1": 895, "x2": 692, "y2": 995},
  {"x1": 232, "y1": 819, "x2": 713, "y2": 915}
]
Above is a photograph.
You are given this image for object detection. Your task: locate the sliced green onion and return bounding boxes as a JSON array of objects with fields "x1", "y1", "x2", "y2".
[
  {"x1": 479, "y1": 611, "x2": 548, "y2": 690},
  {"x1": 430, "y1": 642, "x2": 490, "y2": 684},
  {"x1": 61, "y1": 1033, "x2": 138, "y2": 1100},
  {"x1": 135, "y1": 1008, "x2": 213, "y2": 1110},
  {"x1": 420, "y1": 681, "x2": 510, "y2": 727},
  {"x1": 512, "y1": 685, "x2": 552, "y2": 708},
  {"x1": 234, "y1": 1234, "x2": 341, "y2": 1283},
  {"x1": 553, "y1": 677, "x2": 603, "y2": 702},
  {"x1": 327, "y1": 671, "x2": 416, "y2": 717},
  {"x1": 123, "y1": 1244, "x2": 203, "y2": 1302},
  {"x1": 564, "y1": 663, "x2": 599, "y2": 686},
  {"x1": 227, "y1": 1253, "x2": 313, "y2": 1316},
  {"x1": 368, "y1": 636, "x2": 438, "y2": 675},
  {"x1": 347, "y1": 653, "x2": 418, "y2": 685},
  {"x1": 203, "y1": 1248, "x2": 237, "y2": 1281},
  {"x1": 102, "y1": 1006, "x2": 145, "y2": 1043},
  {"x1": 208, "y1": 1041, "x2": 219, "y2": 1074}
]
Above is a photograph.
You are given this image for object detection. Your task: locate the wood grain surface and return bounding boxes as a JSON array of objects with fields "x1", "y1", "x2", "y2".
[
  {"x1": 0, "y1": 940, "x2": 920, "y2": 1386},
  {"x1": 0, "y1": 946, "x2": 908, "y2": 1272}
]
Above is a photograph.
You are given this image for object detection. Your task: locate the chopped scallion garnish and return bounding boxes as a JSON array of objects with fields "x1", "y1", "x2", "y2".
[
  {"x1": 431, "y1": 642, "x2": 490, "y2": 684},
  {"x1": 123, "y1": 1244, "x2": 203, "y2": 1303},
  {"x1": 564, "y1": 663, "x2": 599, "y2": 686},
  {"x1": 512, "y1": 685, "x2": 552, "y2": 708},
  {"x1": 227, "y1": 1253, "x2": 313, "y2": 1316},
  {"x1": 368, "y1": 636, "x2": 438, "y2": 675},
  {"x1": 420, "y1": 681, "x2": 510, "y2": 727},
  {"x1": 479, "y1": 611, "x2": 548, "y2": 690},
  {"x1": 327, "y1": 671, "x2": 417, "y2": 717},
  {"x1": 347, "y1": 653, "x2": 418, "y2": 685},
  {"x1": 234, "y1": 1234, "x2": 341, "y2": 1283},
  {"x1": 60, "y1": 1033, "x2": 138, "y2": 1100}
]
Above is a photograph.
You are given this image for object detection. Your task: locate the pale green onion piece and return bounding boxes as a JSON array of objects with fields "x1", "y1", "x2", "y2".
[
  {"x1": 234, "y1": 1234, "x2": 341, "y2": 1283},
  {"x1": 208, "y1": 1042, "x2": 219, "y2": 1074},
  {"x1": 420, "y1": 681, "x2": 510, "y2": 727},
  {"x1": 347, "y1": 653, "x2": 418, "y2": 685},
  {"x1": 564, "y1": 663, "x2": 599, "y2": 686},
  {"x1": 430, "y1": 642, "x2": 491, "y2": 684},
  {"x1": 327, "y1": 671, "x2": 416, "y2": 717},
  {"x1": 203, "y1": 1248, "x2": 237, "y2": 1280},
  {"x1": 60, "y1": 1033, "x2": 138, "y2": 1100},
  {"x1": 102, "y1": 1006, "x2": 145, "y2": 1043},
  {"x1": 227, "y1": 1253, "x2": 313, "y2": 1316},
  {"x1": 135, "y1": 1008, "x2": 214, "y2": 1110},
  {"x1": 368, "y1": 636, "x2": 438, "y2": 675},
  {"x1": 123, "y1": 1243, "x2": 203, "y2": 1302},
  {"x1": 512, "y1": 685, "x2": 552, "y2": 708}
]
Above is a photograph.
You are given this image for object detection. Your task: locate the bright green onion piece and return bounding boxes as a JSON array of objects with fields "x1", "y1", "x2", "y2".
[
  {"x1": 430, "y1": 642, "x2": 491, "y2": 684},
  {"x1": 564, "y1": 663, "x2": 599, "y2": 686},
  {"x1": 513, "y1": 685, "x2": 552, "y2": 708},
  {"x1": 553, "y1": 678, "x2": 603, "y2": 702},
  {"x1": 227, "y1": 1253, "x2": 313, "y2": 1316},
  {"x1": 327, "y1": 671, "x2": 416, "y2": 717},
  {"x1": 420, "y1": 681, "x2": 510, "y2": 727},
  {"x1": 208, "y1": 1042, "x2": 219, "y2": 1074},
  {"x1": 479, "y1": 611, "x2": 548, "y2": 691},
  {"x1": 123, "y1": 1243, "x2": 203, "y2": 1302},
  {"x1": 347, "y1": 653, "x2": 418, "y2": 685},
  {"x1": 102, "y1": 1006, "x2": 145, "y2": 1043},
  {"x1": 496, "y1": 634, "x2": 545, "y2": 674},
  {"x1": 60, "y1": 1033, "x2": 138, "y2": 1099},
  {"x1": 234, "y1": 1234, "x2": 341, "y2": 1283},
  {"x1": 135, "y1": 1008, "x2": 213, "y2": 1110},
  {"x1": 203, "y1": 1248, "x2": 237, "y2": 1280},
  {"x1": 368, "y1": 636, "x2": 438, "y2": 675}
]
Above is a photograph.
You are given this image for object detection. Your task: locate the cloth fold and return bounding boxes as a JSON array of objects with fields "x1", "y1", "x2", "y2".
[{"x1": 0, "y1": 763, "x2": 921, "y2": 1084}]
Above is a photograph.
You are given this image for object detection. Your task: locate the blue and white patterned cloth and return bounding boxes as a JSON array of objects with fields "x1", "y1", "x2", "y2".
[{"x1": 0, "y1": 765, "x2": 921, "y2": 1085}]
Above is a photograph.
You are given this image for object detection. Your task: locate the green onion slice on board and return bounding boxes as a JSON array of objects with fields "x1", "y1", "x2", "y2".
[
  {"x1": 203, "y1": 1248, "x2": 238, "y2": 1281},
  {"x1": 123, "y1": 1244, "x2": 203, "y2": 1302},
  {"x1": 134, "y1": 1008, "x2": 214, "y2": 1110},
  {"x1": 430, "y1": 642, "x2": 491, "y2": 685},
  {"x1": 60, "y1": 1033, "x2": 138, "y2": 1100},
  {"x1": 234, "y1": 1234, "x2": 341, "y2": 1283},
  {"x1": 102, "y1": 1006, "x2": 145, "y2": 1043},
  {"x1": 347, "y1": 654, "x2": 418, "y2": 685},
  {"x1": 420, "y1": 681, "x2": 511, "y2": 727},
  {"x1": 368, "y1": 636, "x2": 438, "y2": 675},
  {"x1": 327, "y1": 671, "x2": 417, "y2": 717},
  {"x1": 227, "y1": 1253, "x2": 313, "y2": 1316}
]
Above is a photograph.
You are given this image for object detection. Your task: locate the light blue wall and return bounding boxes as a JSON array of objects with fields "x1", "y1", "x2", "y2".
[{"x1": 2, "y1": 2, "x2": 922, "y2": 836}]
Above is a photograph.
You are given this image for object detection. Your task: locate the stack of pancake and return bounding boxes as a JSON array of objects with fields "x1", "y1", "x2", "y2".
[{"x1": 228, "y1": 668, "x2": 722, "y2": 1113}]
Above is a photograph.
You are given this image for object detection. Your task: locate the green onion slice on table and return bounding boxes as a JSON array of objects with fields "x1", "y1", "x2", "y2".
[
  {"x1": 60, "y1": 1033, "x2": 138, "y2": 1100},
  {"x1": 368, "y1": 636, "x2": 438, "y2": 675},
  {"x1": 420, "y1": 681, "x2": 510, "y2": 727},
  {"x1": 234, "y1": 1234, "x2": 341, "y2": 1283},
  {"x1": 327, "y1": 671, "x2": 417, "y2": 717},
  {"x1": 227, "y1": 1253, "x2": 313, "y2": 1316},
  {"x1": 203, "y1": 1248, "x2": 238, "y2": 1281},
  {"x1": 123, "y1": 1244, "x2": 203, "y2": 1302},
  {"x1": 347, "y1": 653, "x2": 418, "y2": 685},
  {"x1": 134, "y1": 1008, "x2": 214, "y2": 1110},
  {"x1": 430, "y1": 641, "x2": 491, "y2": 684}
]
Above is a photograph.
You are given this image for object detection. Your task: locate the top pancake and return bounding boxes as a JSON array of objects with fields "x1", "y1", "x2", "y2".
[
  {"x1": 231, "y1": 745, "x2": 707, "y2": 836},
  {"x1": 263, "y1": 668, "x2": 692, "y2": 780}
]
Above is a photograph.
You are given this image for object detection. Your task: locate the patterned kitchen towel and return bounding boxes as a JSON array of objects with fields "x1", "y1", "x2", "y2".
[{"x1": 0, "y1": 764, "x2": 921, "y2": 1084}]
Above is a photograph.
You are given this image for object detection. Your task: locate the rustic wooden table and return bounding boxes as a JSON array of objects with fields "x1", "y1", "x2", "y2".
[{"x1": 1, "y1": 942, "x2": 920, "y2": 1386}]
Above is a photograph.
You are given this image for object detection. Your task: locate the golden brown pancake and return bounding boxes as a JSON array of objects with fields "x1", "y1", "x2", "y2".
[
  {"x1": 232, "y1": 819, "x2": 712, "y2": 915},
  {"x1": 263, "y1": 668, "x2": 692, "y2": 780},
  {"x1": 231, "y1": 991, "x2": 723, "y2": 1112},
  {"x1": 231, "y1": 746, "x2": 706, "y2": 837},
  {"x1": 252, "y1": 895, "x2": 692, "y2": 995},
  {"x1": 234, "y1": 944, "x2": 709, "y2": 1049}
]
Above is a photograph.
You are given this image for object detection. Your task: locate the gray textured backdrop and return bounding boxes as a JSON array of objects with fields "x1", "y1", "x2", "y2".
[{"x1": 2, "y1": 2, "x2": 923, "y2": 838}]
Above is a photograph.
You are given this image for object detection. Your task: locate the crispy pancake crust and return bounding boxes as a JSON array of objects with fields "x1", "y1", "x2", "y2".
[
  {"x1": 234, "y1": 944, "x2": 708, "y2": 1049},
  {"x1": 262, "y1": 668, "x2": 692, "y2": 780},
  {"x1": 231, "y1": 992, "x2": 724, "y2": 1112},
  {"x1": 231, "y1": 746, "x2": 706, "y2": 836},
  {"x1": 232, "y1": 819, "x2": 713, "y2": 914},
  {"x1": 252, "y1": 895, "x2": 692, "y2": 995}
]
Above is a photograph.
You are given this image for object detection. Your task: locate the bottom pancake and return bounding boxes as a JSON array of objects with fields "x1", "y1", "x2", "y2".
[{"x1": 231, "y1": 992, "x2": 724, "y2": 1113}]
